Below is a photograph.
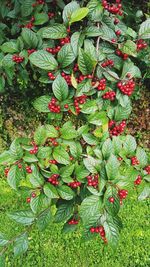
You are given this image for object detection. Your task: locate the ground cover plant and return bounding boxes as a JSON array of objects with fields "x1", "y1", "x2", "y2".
[{"x1": 0, "y1": 0, "x2": 150, "y2": 263}]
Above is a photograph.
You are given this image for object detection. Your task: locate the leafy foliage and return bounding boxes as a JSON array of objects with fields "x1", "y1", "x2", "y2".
[{"x1": 0, "y1": 0, "x2": 149, "y2": 260}]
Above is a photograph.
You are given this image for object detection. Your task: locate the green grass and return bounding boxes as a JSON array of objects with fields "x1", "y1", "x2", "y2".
[{"x1": 0, "y1": 179, "x2": 150, "y2": 267}]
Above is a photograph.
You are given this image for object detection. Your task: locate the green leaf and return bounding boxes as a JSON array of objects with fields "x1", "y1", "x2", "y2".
[
  {"x1": 79, "y1": 195, "x2": 102, "y2": 226},
  {"x1": 88, "y1": 111, "x2": 108, "y2": 126},
  {"x1": 14, "y1": 233, "x2": 28, "y2": 257},
  {"x1": 114, "y1": 103, "x2": 132, "y2": 121},
  {"x1": 7, "y1": 165, "x2": 22, "y2": 190},
  {"x1": 122, "y1": 40, "x2": 137, "y2": 57},
  {"x1": 0, "y1": 233, "x2": 9, "y2": 246},
  {"x1": 104, "y1": 187, "x2": 120, "y2": 216},
  {"x1": 136, "y1": 148, "x2": 148, "y2": 168},
  {"x1": 75, "y1": 164, "x2": 90, "y2": 180},
  {"x1": 60, "y1": 121, "x2": 78, "y2": 140},
  {"x1": 121, "y1": 61, "x2": 141, "y2": 79},
  {"x1": 21, "y1": 28, "x2": 38, "y2": 48},
  {"x1": 62, "y1": 223, "x2": 78, "y2": 233},
  {"x1": 0, "y1": 151, "x2": 15, "y2": 165},
  {"x1": 42, "y1": 24, "x2": 67, "y2": 39},
  {"x1": 81, "y1": 100, "x2": 98, "y2": 114},
  {"x1": 123, "y1": 135, "x2": 137, "y2": 155},
  {"x1": 138, "y1": 187, "x2": 150, "y2": 201},
  {"x1": 139, "y1": 19, "x2": 150, "y2": 39},
  {"x1": 8, "y1": 210, "x2": 35, "y2": 225},
  {"x1": 112, "y1": 137, "x2": 122, "y2": 155},
  {"x1": 1, "y1": 41, "x2": 18, "y2": 53},
  {"x1": 53, "y1": 146, "x2": 70, "y2": 165},
  {"x1": 33, "y1": 96, "x2": 51, "y2": 113},
  {"x1": 71, "y1": 31, "x2": 84, "y2": 57},
  {"x1": 69, "y1": 141, "x2": 83, "y2": 158},
  {"x1": 37, "y1": 147, "x2": 52, "y2": 159},
  {"x1": 78, "y1": 48, "x2": 96, "y2": 75},
  {"x1": 10, "y1": 139, "x2": 23, "y2": 158},
  {"x1": 63, "y1": 1, "x2": 80, "y2": 24},
  {"x1": 102, "y1": 139, "x2": 113, "y2": 159},
  {"x1": 70, "y1": 8, "x2": 89, "y2": 24},
  {"x1": 44, "y1": 183, "x2": 59, "y2": 199},
  {"x1": 52, "y1": 74, "x2": 69, "y2": 101},
  {"x1": 83, "y1": 156, "x2": 100, "y2": 173},
  {"x1": 87, "y1": 0, "x2": 103, "y2": 22},
  {"x1": 57, "y1": 44, "x2": 76, "y2": 68},
  {"x1": 30, "y1": 195, "x2": 44, "y2": 214},
  {"x1": 29, "y1": 165, "x2": 44, "y2": 187},
  {"x1": 106, "y1": 155, "x2": 120, "y2": 180},
  {"x1": 21, "y1": 0, "x2": 34, "y2": 17},
  {"x1": 45, "y1": 125, "x2": 59, "y2": 138},
  {"x1": 100, "y1": 23, "x2": 116, "y2": 40},
  {"x1": 23, "y1": 152, "x2": 38, "y2": 163},
  {"x1": 58, "y1": 185, "x2": 75, "y2": 200},
  {"x1": 34, "y1": 126, "x2": 47, "y2": 145},
  {"x1": 82, "y1": 133, "x2": 98, "y2": 145},
  {"x1": 104, "y1": 219, "x2": 119, "y2": 248},
  {"x1": 60, "y1": 164, "x2": 74, "y2": 178},
  {"x1": 37, "y1": 208, "x2": 52, "y2": 231},
  {"x1": 34, "y1": 13, "x2": 49, "y2": 25},
  {"x1": 29, "y1": 50, "x2": 58, "y2": 70},
  {"x1": 54, "y1": 202, "x2": 73, "y2": 223}
]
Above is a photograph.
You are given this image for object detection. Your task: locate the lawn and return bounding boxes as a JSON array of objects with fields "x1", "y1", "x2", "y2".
[{"x1": 0, "y1": 179, "x2": 149, "y2": 267}]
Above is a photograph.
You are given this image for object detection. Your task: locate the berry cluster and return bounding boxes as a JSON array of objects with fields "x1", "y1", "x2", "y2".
[
  {"x1": 117, "y1": 79, "x2": 135, "y2": 96},
  {"x1": 30, "y1": 142, "x2": 38, "y2": 154},
  {"x1": 48, "y1": 72, "x2": 55, "y2": 80},
  {"x1": 68, "y1": 181, "x2": 81, "y2": 188},
  {"x1": 59, "y1": 37, "x2": 70, "y2": 46},
  {"x1": 26, "y1": 166, "x2": 32, "y2": 173},
  {"x1": 48, "y1": 174, "x2": 59, "y2": 186},
  {"x1": 48, "y1": 98, "x2": 61, "y2": 113},
  {"x1": 12, "y1": 55, "x2": 24, "y2": 63},
  {"x1": 46, "y1": 46, "x2": 61, "y2": 55},
  {"x1": 94, "y1": 78, "x2": 106, "y2": 91},
  {"x1": 61, "y1": 72, "x2": 71, "y2": 85},
  {"x1": 68, "y1": 218, "x2": 79, "y2": 225},
  {"x1": 102, "y1": 0, "x2": 123, "y2": 16},
  {"x1": 78, "y1": 74, "x2": 93, "y2": 83},
  {"x1": 32, "y1": 0, "x2": 45, "y2": 6},
  {"x1": 109, "y1": 120, "x2": 126, "y2": 136},
  {"x1": 101, "y1": 59, "x2": 114, "y2": 68},
  {"x1": 47, "y1": 137, "x2": 59, "y2": 147},
  {"x1": 131, "y1": 156, "x2": 139, "y2": 166},
  {"x1": 25, "y1": 16, "x2": 35, "y2": 28},
  {"x1": 136, "y1": 39, "x2": 147, "y2": 51},
  {"x1": 27, "y1": 49, "x2": 36, "y2": 55},
  {"x1": 86, "y1": 174, "x2": 99, "y2": 188},
  {"x1": 134, "y1": 175, "x2": 142, "y2": 186},
  {"x1": 4, "y1": 168, "x2": 10, "y2": 177},
  {"x1": 48, "y1": 12, "x2": 55, "y2": 19},
  {"x1": 26, "y1": 192, "x2": 36, "y2": 204},
  {"x1": 74, "y1": 95, "x2": 87, "y2": 114},
  {"x1": 102, "y1": 91, "x2": 116, "y2": 101},
  {"x1": 49, "y1": 159, "x2": 57, "y2": 164},
  {"x1": 90, "y1": 226, "x2": 107, "y2": 243},
  {"x1": 25, "y1": 22, "x2": 33, "y2": 29},
  {"x1": 116, "y1": 49, "x2": 128, "y2": 60},
  {"x1": 144, "y1": 165, "x2": 150, "y2": 174},
  {"x1": 118, "y1": 189, "x2": 128, "y2": 204}
]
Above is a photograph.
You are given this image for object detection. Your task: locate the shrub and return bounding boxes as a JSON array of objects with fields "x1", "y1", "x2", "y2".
[{"x1": 0, "y1": 0, "x2": 150, "y2": 258}]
